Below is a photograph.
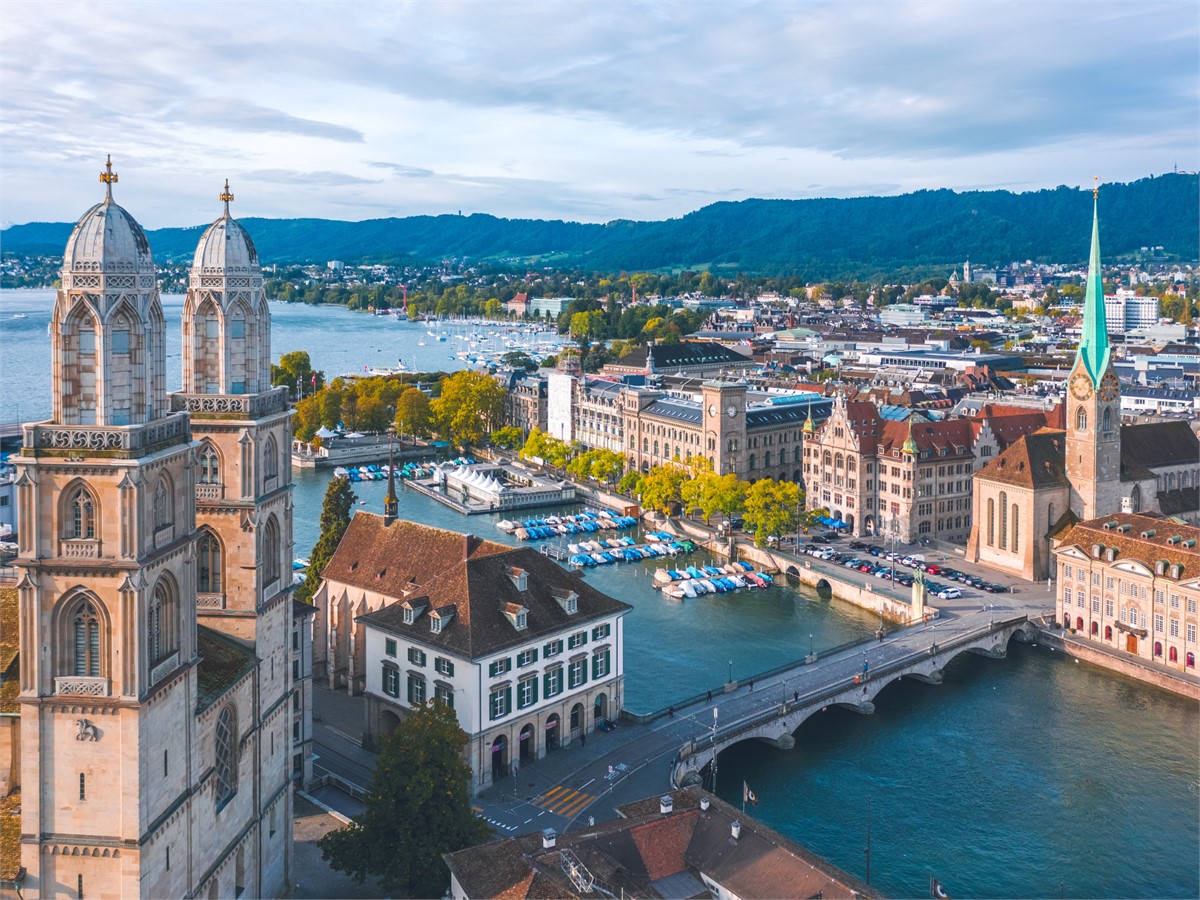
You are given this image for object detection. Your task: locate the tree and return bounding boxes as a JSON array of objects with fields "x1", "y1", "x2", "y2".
[
  {"x1": 490, "y1": 426, "x2": 524, "y2": 450},
  {"x1": 431, "y1": 371, "x2": 506, "y2": 448},
  {"x1": 319, "y1": 700, "x2": 490, "y2": 896},
  {"x1": 618, "y1": 470, "x2": 643, "y2": 496},
  {"x1": 272, "y1": 350, "x2": 323, "y2": 398},
  {"x1": 743, "y1": 478, "x2": 801, "y2": 546},
  {"x1": 296, "y1": 476, "x2": 357, "y2": 604},
  {"x1": 701, "y1": 473, "x2": 747, "y2": 524},
  {"x1": 639, "y1": 465, "x2": 686, "y2": 515},
  {"x1": 395, "y1": 386, "x2": 432, "y2": 439}
]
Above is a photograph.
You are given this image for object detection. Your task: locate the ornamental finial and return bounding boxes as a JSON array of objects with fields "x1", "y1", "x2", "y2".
[
  {"x1": 99, "y1": 155, "x2": 118, "y2": 202},
  {"x1": 220, "y1": 179, "x2": 234, "y2": 215},
  {"x1": 1093, "y1": 175, "x2": 1099, "y2": 200}
]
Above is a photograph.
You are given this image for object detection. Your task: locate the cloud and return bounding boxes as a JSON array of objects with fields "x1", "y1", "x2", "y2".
[
  {"x1": 368, "y1": 162, "x2": 437, "y2": 177},
  {"x1": 184, "y1": 99, "x2": 363, "y2": 143},
  {"x1": 241, "y1": 169, "x2": 381, "y2": 186}
]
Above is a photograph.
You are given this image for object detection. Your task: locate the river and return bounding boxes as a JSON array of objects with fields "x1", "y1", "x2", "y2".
[{"x1": 2, "y1": 289, "x2": 1197, "y2": 898}]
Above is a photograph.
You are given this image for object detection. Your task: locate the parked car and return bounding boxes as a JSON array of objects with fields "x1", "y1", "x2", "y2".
[
  {"x1": 937, "y1": 587, "x2": 962, "y2": 599},
  {"x1": 848, "y1": 540, "x2": 866, "y2": 550},
  {"x1": 984, "y1": 582, "x2": 1008, "y2": 593}
]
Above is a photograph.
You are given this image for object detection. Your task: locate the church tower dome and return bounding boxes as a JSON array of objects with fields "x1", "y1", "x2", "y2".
[
  {"x1": 181, "y1": 180, "x2": 271, "y2": 395},
  {"x1": 50, "y1": 156, "x2": 167, "y2": 426}
]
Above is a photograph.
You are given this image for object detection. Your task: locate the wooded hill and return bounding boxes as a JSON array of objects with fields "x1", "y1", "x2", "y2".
[{"x1": 4, "y1": 174, "x2": 1194, "y2": 279}]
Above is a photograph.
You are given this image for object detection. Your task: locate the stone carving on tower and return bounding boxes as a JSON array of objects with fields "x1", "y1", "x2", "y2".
[
  {"x1": 1064, "y1": 184, "x2": 1122, "y2": 521},
  {"x1": 11, "y1": 161, "x2": 292, "y2": 898}
]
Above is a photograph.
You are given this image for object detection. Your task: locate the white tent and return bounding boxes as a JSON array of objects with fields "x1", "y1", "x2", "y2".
[{"x1": 315, "y1": 426, "x2": 337, "y2": 439}]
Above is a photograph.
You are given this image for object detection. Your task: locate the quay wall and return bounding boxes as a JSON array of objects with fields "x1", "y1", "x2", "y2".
[
  {"x1": 1036, "y1": 627, "x2": 1200, "y2": 700},
  {"x1": 663, "y1": 518, "x2": 934, "y2": 627}
]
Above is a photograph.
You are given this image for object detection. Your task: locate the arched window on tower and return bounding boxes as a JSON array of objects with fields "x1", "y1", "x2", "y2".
[
  {"x1": 153, "y1": 476, "x2": 174, "y2": 530},
  {"x1": 198, "y1": 531, "x2": 223, "y2": 595},
  {"x1": 987, "y1": 498, "x2": 995, "y2": 546},
  {"x1": 263, "y1": 435, "x2": 279, "y2": 483},
  {"x1": 148, "y1": 577, "x2": 178, "y2": 669},
  {"x1": 262, "y1": 515, "x2": 281, "y2": 587},
  {"x1": 215, "y1": 705, "x2": 239, "y2": 806},
  {"x1": 998, "y1": 492, "x2": 1008, "y2": 550},
  {"x1": 1102, "y1": 407, "x2": 1112, "y2": 432},
  {"x1": 1076, "y1": 407, "x2": 1087, "y2": 431},
  {"x1": 198, "y1": 444, "x2": 221, "y2": 484},
  {"x1": 1129, "y1": 485, "x2": 1141, "y2": 513},
  {"x1": 1011, "y1": 504, "x2": 1019, "y2": 553},
  {"x1": 72, "y1": 599, "x2": 103, "y2": 677},
  {"x1": 66, "y1": 484, "x2": 98, "y2": 540}
]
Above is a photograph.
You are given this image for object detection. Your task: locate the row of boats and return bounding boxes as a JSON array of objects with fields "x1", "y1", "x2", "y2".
[
  {"x1": 333, "y1": 457, "x2": 477, "y2": 483},
  {"x1": 567, "y1": 537, "x2": 698, "y2": 568},
  {"x1": 653, "y1": 561, "x2": 774, "y2": 599},
  {"x1": 497, "y1": 510, "x2": 640, "y2": 541}
]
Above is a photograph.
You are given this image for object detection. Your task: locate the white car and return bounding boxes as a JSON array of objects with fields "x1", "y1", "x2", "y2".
[{"x1": 937, "y1": 587, "x2": 962, "y2": 600}]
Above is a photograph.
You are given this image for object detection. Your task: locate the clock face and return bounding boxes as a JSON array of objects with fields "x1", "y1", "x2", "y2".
[
  {"x1": 1098, "y1": 372, "x2": 1120, "y2": 402},
  {"x1": 727, "y1": 406, "x2": 738, "y2": 418},
  {"x1": 1069, "y1": 370, "x2": 1094, "y2": 401},
  {"x1": 708, "y1": 404, "x2": 717, "y2": 416}
]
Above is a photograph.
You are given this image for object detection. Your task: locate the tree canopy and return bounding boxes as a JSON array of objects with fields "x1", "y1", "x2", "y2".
[
  {"x1": 743, "y1": 478, "x2": 802, "y2": 546},
  {"x1": 319, "y1": 700, "x2": 490, "y2": 896},
  {"x1": 296, "y1": 475, "x2": 357, "y2": 604},
  {"x1": 431, "y1": 370, "x2": 506, "y2": 447}
]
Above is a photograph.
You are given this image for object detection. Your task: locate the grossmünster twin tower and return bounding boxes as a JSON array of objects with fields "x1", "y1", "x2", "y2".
[{"x1": 10, "y1": 160, "x2": 294, "y2": 898}]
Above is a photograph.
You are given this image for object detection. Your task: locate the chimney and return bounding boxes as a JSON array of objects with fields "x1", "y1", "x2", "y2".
[
  {"x1": 731, "y1": 821, "x2": 742, "y2": 841},
  {"x1": 659, "y1": 795, "x2": 673, "y2": 815},
  {"x1": 699, "y1": 797, "x2": 711, "y2": 811},
  {"x1": 463, "y1": 533, "x2": 476, "y2": 556},
  {"x1": 542, "y1": 828, "x2": 556, "y2": 849}
]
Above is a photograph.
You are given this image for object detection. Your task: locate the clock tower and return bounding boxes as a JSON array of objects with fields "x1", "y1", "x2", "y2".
[
  {"x1": 701, "y1": 381, "x2": 747, "y2": 476},
  {"x1": 1065, "y1": 189, "x2": 1121, "y2": 521}
]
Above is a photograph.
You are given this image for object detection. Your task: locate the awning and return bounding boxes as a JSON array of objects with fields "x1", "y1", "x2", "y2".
[{"x1": 1114, "y1": 621, "x2": 1148, "y2": 638}]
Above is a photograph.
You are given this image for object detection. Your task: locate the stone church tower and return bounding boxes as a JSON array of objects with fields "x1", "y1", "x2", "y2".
[
  {"x1": 12, "y1": 162, "x2": 291, "y2": 898},
  {"x1": 1064, "y1": 192, "x2": 1122, "y2": 521}
]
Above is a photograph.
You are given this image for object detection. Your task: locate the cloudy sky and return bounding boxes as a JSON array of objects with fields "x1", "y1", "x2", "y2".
[{"x1": 2, "y1": 0, "x2": 1196, "y2": 228}]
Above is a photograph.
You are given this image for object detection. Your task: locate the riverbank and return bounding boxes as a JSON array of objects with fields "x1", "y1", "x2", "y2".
[{"x1": 1036, "y1": 624, "x2": 1200, "y2": 700}]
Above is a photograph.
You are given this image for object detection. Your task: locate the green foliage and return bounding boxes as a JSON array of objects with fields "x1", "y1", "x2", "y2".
[
  {"x1": 638, "y1": 465, "x2": 686, "y2": 515},
  {"x1": 565, "y1": 448, "x2": 625, "y2": 485},
  {"x1": 395, "y1": 386, "x2": 433, "y2": 439},
  {"x1": 519, "y1": 428, "x2": 574, "y2": 468},
  {"x1": 617, "y1": 470, "x2": 643, "y2": 496},
  {"x1": 430, "y1": 371, "x2": 506, "y2": 448},
  {"x1": 296, "y1": 476, "x2": 357, "y2": 604},
  {"x1": 501, "y1": 350, "x2": 537, "y2": 371},
  {"x1": 490, "y1": 426, "x2": 524, "y2": 450},
  {"x1": 319, "y1": 701, "x2": 490, "y2": 896},
  {"x1": 743, "y1": 478, "x2": 802, "y2": 546},
  {"x1": 272, "y1": 350, "x2": 323, "y2": 398}
]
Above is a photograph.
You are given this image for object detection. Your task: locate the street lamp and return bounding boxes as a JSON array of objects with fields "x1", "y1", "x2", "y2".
[
  {"x1": 728, "y1": 660, "x2": 733, "y2": 685},
  {"x1": 809, "y1": 633, "x2": 814, "y2": 657}
]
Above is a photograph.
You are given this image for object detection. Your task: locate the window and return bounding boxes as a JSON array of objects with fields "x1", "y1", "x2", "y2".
[
  {"x1": 1154, "y1": 614, "x2": 1164, "y2": 633},
  {"x1": 544, "y1": 667, "x2": 563, "y2": 698},
  {"x1": 407, "y1": 675, "x2": 426, "y2": 705},
  {"x1": 79, "y1": 772, "x2": 86, "y2": 801},
  {"x1": 1189, "y1": 598, "x2": 1197, "y2": 614},
  {"x1": 1091, "y1": 597, "x2": 1100, "y2": 613},
  {"x1": 263, "y1": 436, "x2": 279, "y2": 481},
  {"x1": 385, "y1": 638, "x2": 397, "y2": 657},
  {"x1": 998, "y1": 492, "x2": 1008, "y2": 550},
  {"x1": 1075, "y1": 407, "x2": 1087, "y2": 431},
  {"x1": 986, "y1": 498, "x2": 994, "y2": 545},
  {"x1": 148, "y1": 578, "x2": 177, "y2": 668},
  {"x1": 68, "y1": 485, "x2": 98, "y2": 540},
  {"x1": 153, "y1": 477, "x2": 173, "y2": 530},
  {"x1": 568, "y1": 631, "x2": 587, "y2": 650},
  {"x1": 72, "y1": 599, "x2": 102, "y2": 677},
  {"x1": 262, "y1": 516, "x2": 280, "y2": 586},
  {"x1": 489, "y1": 658, "x2": 511, "y2": 678},
  {"x1": 111, "y1": 329, "x2": 130, "y2": 353},
  {"x1": 198, "y1": 445, "x2": 221, "y2": 484},
  {"x1": 1011, "y1": 504, "x2": 1019, "y2": 553},
  {"x1": 407, "y1": 647, "x2": 426, "y2": 666},
  {"x1": 591, "y1": 623, "x2": 611, "y2": 641},
  {"x1": 1105, "y1": 599, "x2": 1114, "y2": 617},
  {"x1": 1188, "y1": 623, "x2": 1196, "y2": 644},
  {"x1": 592, "y1": 649, "x2": 611, "y2": 679},
  {"x1": 435, "y1": 656, "x2": 454, "y2": 676},
  {"x1": 382, "y1": 665, "x2": 399, "y2": 697},
  {"x1": 231, "y1": 319, "x2": 246, "y2": 340},
  {"x1": 489, "y1": 686, "x2": 511, "y2": 720},
  {"x1": 197, "y1": 532, "x2": 222, "y2": 594},
  {"x1": 1168, "y1": 593, "x2": 1178, "y2": 609},
  {"x1": 568, "y1": 658, "x2": 587, "y2": 689},
  {"x1": 215, "y1": 705, "x2": 238, "y2": 806},
  {"x1": 517, "y1": 648, "x2": 538, "y2": 667},
  {"x1": 544, "y1": 639, "x2": 563, "y2": 658},
  {"x1": 1170, "y1": 619, "x2": 1180, "y2": 638},
  {"x1": 517, "y1": 676, "x2": 538, "y2": 709}
]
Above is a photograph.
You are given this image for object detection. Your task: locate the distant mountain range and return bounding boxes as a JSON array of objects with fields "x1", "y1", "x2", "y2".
[{"x1": 4, "y1": 174, "x2": 1195, "y2": 279}]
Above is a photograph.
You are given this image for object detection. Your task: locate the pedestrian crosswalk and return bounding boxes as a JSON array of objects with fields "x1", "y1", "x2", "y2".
[{"x1": 533, "y1": 784, "x2": 594, "y2": 818}]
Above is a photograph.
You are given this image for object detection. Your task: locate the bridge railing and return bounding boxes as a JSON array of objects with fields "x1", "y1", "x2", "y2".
[{"x1": 680, "y1": 614, "x2": 1028, "y2": 760}]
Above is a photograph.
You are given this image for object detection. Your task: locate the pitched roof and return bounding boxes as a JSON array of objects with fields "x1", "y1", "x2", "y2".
[
  {"x1": 1120, "y1": 421, "x2": 1200, "y2": 470},
  {"x1": 196, "y1": 626, "x2": 257, "y2": 712},
  {"x1": 331, "y1": 515, "x2": 631, "y2": 660},
  {"x1": 1056, "y1": 512, "x2": 1199, "y2": 576},
  {"x1": 975, "y1": 428, "x2": 1069, "y2": 489},
  {"x1": 612, "y1": 341, "x2": 752, "y2": 372},
  {"x1": 877, "y1": 417, "x2": 974, "y2": 458},
  {"x1": 1158, "y1": 486, "x2": 1200, "y2": 517}
]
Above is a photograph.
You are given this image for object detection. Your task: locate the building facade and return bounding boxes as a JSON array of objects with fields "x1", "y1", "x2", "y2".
[
  {"x1": 314, "y1": 517, "x2": 630, "y2": 795},
  {"x1": 1054, "y1": 513, "x2": 1198, "y2": 672},
  {"x1": 9, "y1": 166, "x2": 292, "y2": 898}
]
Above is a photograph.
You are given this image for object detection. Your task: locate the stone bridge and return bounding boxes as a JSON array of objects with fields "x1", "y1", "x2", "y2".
[{"x1": 671, "y1": 614, "x2": 1036, "y2": 788}]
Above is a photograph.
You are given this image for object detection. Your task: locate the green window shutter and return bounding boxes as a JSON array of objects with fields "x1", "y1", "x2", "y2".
[
  {"x1": 543, "y1": 671, "x2": 551, "y2": 696},
  {"x1": 531, "y1": 677, "x2": 539, "y2": 705},
  {"x1": 504, "y1": 686, "x2": 512, "y2": 716}
]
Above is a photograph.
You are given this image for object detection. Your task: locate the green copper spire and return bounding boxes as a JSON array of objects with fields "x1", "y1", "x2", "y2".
[
  {"x1": 901, "y1": 413, "x2": 918, "y2": 456},
  {"x1": 1076, "y1": 188, "x2": 1110, "y2": 383},
  {"x1": 802, "y1": 401, "x2": 815, "y2": 434}
]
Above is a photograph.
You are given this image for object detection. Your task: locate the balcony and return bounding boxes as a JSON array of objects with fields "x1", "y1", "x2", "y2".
[
  {"x1": 197, "y1": 593, "x2": 225, "y2": 609},
  {"x1": 149, "y1": 652, "x2": 180, "y2": 686},
  {"x1": 171, "y1": 387, "x2": 289, "y2": 420},
  {"x1": 24, "y1": 412, "x2": 190, "y2": 459},
  {"x1": 59, "y1": 539, "x2": 101, "y2": 560},
  {"x1": 55, "y1": 676, "x2": 110, "y2": 697},
  {"x1": 196, "y1": 483, "x2": 225, "y2": 502}
]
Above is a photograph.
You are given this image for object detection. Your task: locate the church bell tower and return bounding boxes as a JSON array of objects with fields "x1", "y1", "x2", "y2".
[{"x1": 1065, "y1": 186, "x2": 1122, "y2": 521}]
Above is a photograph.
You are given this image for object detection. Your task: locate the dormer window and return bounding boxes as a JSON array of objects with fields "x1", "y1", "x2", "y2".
[
  {"x1": 502, "y1": 603, "x2": 529, "y2": 631},
  {"x1": 401, "y1": 600, "x2": 428, "y2": 626},
  {"x1": 430, "y1": 606, "x2": 455, "y2": 633},
  {"x1": 1169, "y1": 564, "x2": 1182, "y2": 579},
  {"x1": 1092, "y1": 543, "x2": 1104, "y2": 559},
  {"x1": 553, "y1": 589, "x2": 579, "y2": 615},
  {"x1": 1155, "y1": 560, "x2": 1167, "y2": 576},
  {"x1": 507, "y1": 566, "x2": 529, "y2": 592},
  {"x1": 1105, "y1": 547, "x2": 1117, "y2": 562}
]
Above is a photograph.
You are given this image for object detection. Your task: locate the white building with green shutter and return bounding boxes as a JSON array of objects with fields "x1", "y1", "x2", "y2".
[{"x1": 316, "y1": 515, "x2": 630, "y2": 796}]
